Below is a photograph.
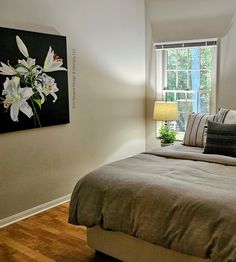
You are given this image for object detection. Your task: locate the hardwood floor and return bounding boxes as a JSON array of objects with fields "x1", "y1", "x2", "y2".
[{"x1": 0, "y1": 203, "x2": 119, "y2": 262}]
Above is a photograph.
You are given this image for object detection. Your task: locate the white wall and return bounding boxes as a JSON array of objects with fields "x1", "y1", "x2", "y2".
[
  {"x1": 218, "y1": 17, "x2": 236, "y2": 109},
  {"x1": 148, "y1": 0, "x2": 236, "y2": 43},
  {"x1": 145, "y1": 0, "x2": 160, "y2": 150},
  {"x1": 0, "y1": 0, "x2": 146, "y2": 219}
]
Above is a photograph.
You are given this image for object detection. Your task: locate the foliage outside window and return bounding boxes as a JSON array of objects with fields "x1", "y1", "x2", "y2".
[{"x1": 156, "y1": 42, "x2": 217, "y2": 135}]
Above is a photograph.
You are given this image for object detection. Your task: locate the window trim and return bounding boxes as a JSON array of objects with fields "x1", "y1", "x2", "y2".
[{"x1": 154, "y1": 39, "x2": 218, "y2": 140}]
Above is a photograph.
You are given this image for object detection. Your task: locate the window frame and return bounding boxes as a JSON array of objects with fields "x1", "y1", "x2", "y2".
[{"x1": 155, "y1": 39, "x2": 218, "y2": 140}]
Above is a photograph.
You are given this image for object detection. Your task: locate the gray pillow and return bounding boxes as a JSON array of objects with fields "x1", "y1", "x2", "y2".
[{"x1": 203, "y1": 121, "x2": 236, "y2": 157}]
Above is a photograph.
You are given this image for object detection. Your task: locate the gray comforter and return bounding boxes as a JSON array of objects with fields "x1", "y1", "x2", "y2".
[{"x1": 69, "y1": 146, "x2": 236, "y2": 262}]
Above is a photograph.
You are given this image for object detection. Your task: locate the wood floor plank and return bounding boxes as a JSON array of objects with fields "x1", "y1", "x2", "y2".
[
  {"x1": 0, "y1": 202, "x2": 119, "y2": 262},
  {"x1": 0, "y1": 234, "x2": 54, "y2": 261}
]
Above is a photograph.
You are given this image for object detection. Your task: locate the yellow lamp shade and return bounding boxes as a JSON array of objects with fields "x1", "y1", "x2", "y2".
[{"x1": 153, "y1": 101, "x2": 179, "y2": 121}]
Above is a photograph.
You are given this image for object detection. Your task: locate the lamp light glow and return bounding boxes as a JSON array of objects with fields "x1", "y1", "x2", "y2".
[{"x1": 153, "y1": 101, "x2": 179, "y2": 121}]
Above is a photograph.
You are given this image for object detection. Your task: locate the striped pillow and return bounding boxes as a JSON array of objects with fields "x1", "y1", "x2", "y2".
[
  {"x1": 183, "y1": 113, "x2": 209, "y2": 147},
  {"x1": 203, "y1": 121, "x2": 236, "y2": 157},
  {"x1": 217, "y1": 108, "x2": 236, "y2": 124}
]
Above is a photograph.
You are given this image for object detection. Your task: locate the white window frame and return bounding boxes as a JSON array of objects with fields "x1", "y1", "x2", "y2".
[{"x1": 155, "y1": 39, "x2": 218, "y2": 140}]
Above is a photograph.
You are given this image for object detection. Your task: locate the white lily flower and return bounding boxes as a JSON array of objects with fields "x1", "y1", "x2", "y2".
[
  {"x1": 16, "y1": 35, "x2": 29, "y2": 58},
  {"x1": 0, "y1": 61, "x2": 17, "y2": 75},
  {"x1": 2, "y1": 77, "x2": 34, "y2": 122},
  {"x1": 18, "y1": 58, "x2": 36, "y2": 69},
  {"x1": 36, "y1": 73, "x2": 59, "y2": 103},
  {"x1": 16, "y1": 58, "x2": 35, "y2": 75},
  {"x1": 16, "y1": 58, "x2": 37, "y2": 75},
  {"x1": 43, "y1": 46, "x2": 67, "y2": 72}
]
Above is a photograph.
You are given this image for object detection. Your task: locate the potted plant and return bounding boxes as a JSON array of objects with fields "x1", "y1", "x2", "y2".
[{"x1": 159, "y1": 125, "x2": 176, "y2": 147}]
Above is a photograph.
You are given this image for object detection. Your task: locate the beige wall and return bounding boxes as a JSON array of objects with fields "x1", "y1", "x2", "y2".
[
  {"x1": 218, "y1": 17, "x2": 236, "y2": 109},
  {"x1": 145, "y1": 0, "x2": 160, "y2": 150},
  {"x1": 0, "y1": 0, "x2": 146, "y2": 219},
  {"x1": 148, "y1": 0, "x2": 236, "y2": 43}
]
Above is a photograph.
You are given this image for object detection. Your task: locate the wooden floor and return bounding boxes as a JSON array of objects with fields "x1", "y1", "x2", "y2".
[{"x1": 0, "y1": 203, "x2": 119, "y2": 262}]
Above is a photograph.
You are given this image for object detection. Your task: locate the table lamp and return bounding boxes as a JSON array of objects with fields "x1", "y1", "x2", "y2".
[
  {"x1": 153, "y1": 101, "x2": 178, "y2": 123},
  {"x1": 153, "y1": 101, "x2": 179, "y2": 144}
]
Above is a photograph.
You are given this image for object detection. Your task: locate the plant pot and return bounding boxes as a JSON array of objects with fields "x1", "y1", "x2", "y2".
[{"x1": 161, "y1": 143, "x2": 174, "y2": 147}]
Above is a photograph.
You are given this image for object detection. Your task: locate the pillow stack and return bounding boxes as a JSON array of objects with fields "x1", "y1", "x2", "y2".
[{"x1": 183, "y1": 108, "x2": 236, "y2": 157}]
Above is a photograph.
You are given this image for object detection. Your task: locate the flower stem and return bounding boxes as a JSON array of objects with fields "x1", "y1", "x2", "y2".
[{"x1": 30, "y1": 98, "x2": 41, "y2": 127}]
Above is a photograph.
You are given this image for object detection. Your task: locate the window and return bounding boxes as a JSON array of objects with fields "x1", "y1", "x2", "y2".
[{"x1": 155, "y1": 40, "x2": 217, "y2": 135}]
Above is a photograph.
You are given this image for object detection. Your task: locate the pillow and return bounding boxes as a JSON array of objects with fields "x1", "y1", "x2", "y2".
[
  {"x1": 217, "y1": 108, "x2": 236, "y2": 124},
  {"x1": 183, "y1": 113, "x2": 209, "y2": 147},
  {"x1": 203, "y1": 121, "x2": 236, "y2": 157},
  {"x1": 208, "y1": 114, "x2": 219, "y2": 122}
]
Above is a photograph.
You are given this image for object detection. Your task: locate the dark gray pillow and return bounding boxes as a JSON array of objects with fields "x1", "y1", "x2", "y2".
[{"x1": 203, "y1": 121, "x2": 236, "y2": 157}]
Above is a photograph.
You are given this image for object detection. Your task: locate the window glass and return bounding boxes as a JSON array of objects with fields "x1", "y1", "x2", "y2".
[
  {"x1": 177, "y1": 49, "x2": 188, "y2": 69},
  {"x1": 178, "y1": 71, "x2": 187, "y2": 89},
  {"x1": 161, "y1": 44, "x2": 216, "y2": 134},
  {"x1": 167, "y1": 71, "x2": 176, "y2": 89},
  {"x1": 167, "y1": 50, "x2": 177, "y2": 70}
]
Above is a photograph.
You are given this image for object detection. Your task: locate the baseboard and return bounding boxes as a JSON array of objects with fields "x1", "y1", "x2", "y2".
[{"x1": 0, "y1": 194, "x2": 71, "y2": 228}]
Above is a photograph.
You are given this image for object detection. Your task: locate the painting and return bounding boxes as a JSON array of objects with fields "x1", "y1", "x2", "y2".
[{"x1": 0, "y1": 27, "x2": 69, "y2": 134}]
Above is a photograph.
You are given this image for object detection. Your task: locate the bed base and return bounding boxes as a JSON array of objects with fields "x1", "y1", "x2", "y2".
[{"x1": 87, "y1": 226, "x2": 210, "y2": 262}]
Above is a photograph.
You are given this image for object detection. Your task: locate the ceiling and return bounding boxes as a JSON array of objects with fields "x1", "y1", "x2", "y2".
[{"x1": 147, "y1": 0, "x2": 236, "y2": 42}]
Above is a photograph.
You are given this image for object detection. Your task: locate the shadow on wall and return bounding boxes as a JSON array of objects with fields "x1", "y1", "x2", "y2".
[
  {"x1": 218, "y1": 16, "x2": 236, "y2": 109},
  {"x1": 73, "y1": 57, "x2": 146, "y2": 171}
]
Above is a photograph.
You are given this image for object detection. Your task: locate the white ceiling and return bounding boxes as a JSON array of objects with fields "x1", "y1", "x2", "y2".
[{"x1": 147, "y1": 0, "x2": 236, "y2": 42}]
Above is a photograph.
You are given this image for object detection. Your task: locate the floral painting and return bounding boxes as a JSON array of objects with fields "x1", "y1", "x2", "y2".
[{"x1": 0, "y1": 27, "x2": 69, "y2": 134}]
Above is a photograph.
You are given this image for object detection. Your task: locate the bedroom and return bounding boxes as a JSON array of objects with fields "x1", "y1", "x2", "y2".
[{"x1": 0, "y1": 0, "x2": 235, "y2": 261}]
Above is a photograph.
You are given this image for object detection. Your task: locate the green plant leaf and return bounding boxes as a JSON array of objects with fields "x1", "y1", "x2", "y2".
[
  {"x1": 159, "y1": 125, "x2": 176, "y2": 144},
  {"x1": 33, "y1": 98, "x2": 42, "y2": 109}
]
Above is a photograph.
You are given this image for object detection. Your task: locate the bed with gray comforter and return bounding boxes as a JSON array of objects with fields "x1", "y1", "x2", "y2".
[{"x1": 69, "y1": 145, "x2": 236, "y2": 262}]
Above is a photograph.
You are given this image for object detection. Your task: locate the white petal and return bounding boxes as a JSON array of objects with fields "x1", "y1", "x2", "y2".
[
  {"x1": 36, "y1": 83, "x2": 43, "y2": 92},
  {"x1": 43, "y1": 47, "x2": 67, "y2": 72},
  {"x1": 19, "y1": 87, "x2": 34, "y2": 99},
  {"x1": 51, "y1": 92, "x2": 58, "y2": 103},
  {"x1": 16, "y1": 67, "x2": 28, "y2": 74},
  {"x1": 39, "y1": 92, "x2": 45, "y2": 104},
  {"x1": 4, "y1": 78, "x2": 15, "y2": 98},
  {"x1": 18, "y1": 59, "x2": 28, "y2": 67},
  {"x1": 27, "y1": 58, "x2": 36, "y2": 68},
  {"x1": 43, "y1": 46, "x2": 53, "y2": 68},
  {"x1": 19, "y1": 100, "x2": 33, "y2": 119},
  {"x1": 44, "y1": 66, "x2": 67, "y2": 72},
  {"x1": 16, "y1": 35, "x2": 29, "y2": 58},
  {"x1": 12, "y1": 76, "x2": 20, "y2": 88},
  {"x1": 33, "y1": 65, "x2": 42, "y2": 76},
  {"x1": 52, "y1": 83, "x2": 59, "y2": 93},
  {"x1": 0, "y1": 62, "x2": 17, "y2": 75},
  {"x1": 10, "y1": 101, "x2": 20, "y2": 121},
  {"x1": 3, "y1": 77, "x2": 10, "y2": 90}
]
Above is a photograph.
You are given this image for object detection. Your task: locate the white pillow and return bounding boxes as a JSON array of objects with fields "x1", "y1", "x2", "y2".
[{"x1": 217, "y1": 108, "x2": 236, "y2": 124}]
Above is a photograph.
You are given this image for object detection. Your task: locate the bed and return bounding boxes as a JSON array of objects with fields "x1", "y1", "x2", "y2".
[{"x1": 69, "y1": 144, "x2": 236, "y2": 262}]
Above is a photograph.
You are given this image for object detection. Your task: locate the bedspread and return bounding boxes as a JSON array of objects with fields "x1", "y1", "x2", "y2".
[{"x1": 69, "y1": 146, "x2": 236, "y2": 262}]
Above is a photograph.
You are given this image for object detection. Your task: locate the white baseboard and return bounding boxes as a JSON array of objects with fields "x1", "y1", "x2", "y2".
[{"x1": 0, "y1": 194, "x2": 71, "y2": 228}]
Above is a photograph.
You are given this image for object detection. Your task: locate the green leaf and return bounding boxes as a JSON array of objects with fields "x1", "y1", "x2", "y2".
[
  {"x1": 33, "y1": 98, "x2": 42, "y2": 109},
  {"x1": 159, "y1": 125, "x2": 176, "y2": 144}
]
